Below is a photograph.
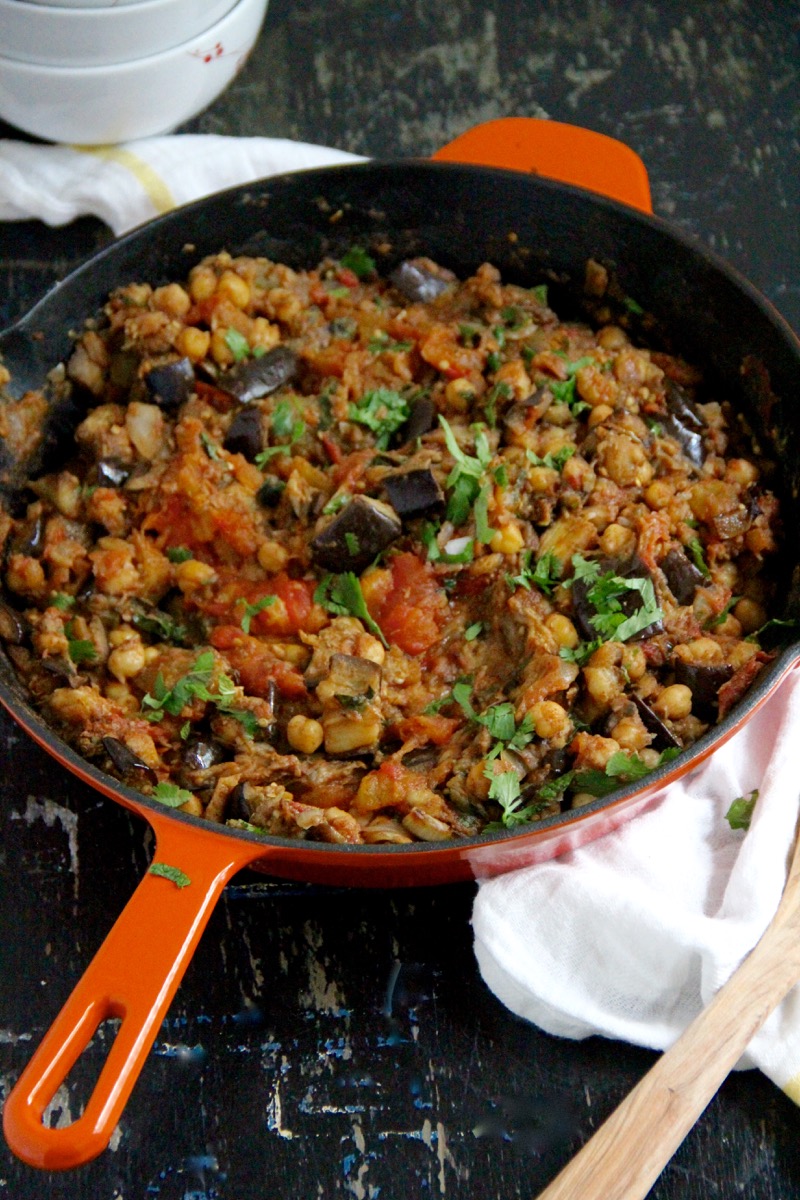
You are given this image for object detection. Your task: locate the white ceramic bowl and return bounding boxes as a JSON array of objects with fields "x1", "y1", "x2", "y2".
[
  {"x1": 17, "y1": 0, "x2": 155, "y2": 8},
  {"x1": 0, "y1": 0, "x2": 238, "y2": 68},
  {"x1": 0, "y1": 0, "x2": 267, "y2": 143}
]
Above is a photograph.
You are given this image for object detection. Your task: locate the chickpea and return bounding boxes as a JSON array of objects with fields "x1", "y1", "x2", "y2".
[
  {"x1": 597, "y1": 326, "x2": 628, "y2": 351},
  {"x1": 643, "y1": 480, "x2": 674, "y2": 511},
  {"x1": 489, "y1": 522, "x2": 525, "y2": 556},
  {"x1": 257, "y1": 540, "x2": 289, "y2": 573},
  {"x1": 729, "y1": 641, "x2": 760, "y2": 669},
  {"x1": 444, "y1": 377, "x2": 475, "y2": 412},
  {"x1": 466, "y1": 760, "x2": 492, "y2": 801},
  {"x1": 152, "y1": 283, "x2": 190, "y2": 318},
  {"x1": 652, "y1": 684, "x2": 693, "y2": 720},
  {"x1": 527, "y1": 466, "x2": 559, "y2": 494},
  {"x1": 733, "y1": 597, "x2": 767, "y2": 635},
  {"x1": 175, "y1": 326, "x2": 211, "y2": 363},
  {"x1": 216, "y1": 269, "x2": 251, "y2": 310},
  {"x1": 584, "y1": 665, "x2": 625, "y2": 707},
  {"x1": 107, "y1": 640, "x2": 146, "y2": 682},
  {"x1": 621, "y1": 643, "x2": 647, "y2": 681},
  {"x1": 588, "y1": 403, "x2": 614, "y2": 428},
  {"x1": 610, "y1": 714, "x2": 650, "y2": 752},
  {"x1": 545, "y1": 612, "x2": 579, "y2": 650},
  {"x1": 725, "y1": 458, "x2": 759, "y2": 487},
  {"x1": 674, "y1": 637, "x2": 724, "y2": 665},
  {"x1": 599, "y1": 522, "x2": 636, "y2": 559},
  {"x1": 286, "y1": 715, "x2": 324, "y2": 755},
  {"x1": 528, "y1": 701, "x2": 572, "y2": 743},
  {"x1": 495, "y1": 359, "x2": 533, "y2": 401},
  {"x1": 250, "y1": 317, "x2": 281, "y2": 354},
  {"x1": 188, "y1": 265, "x2": 217, "y2": 302},
  {"x1": 175, "y1": 558, "x2": 217, "y2": 592}
]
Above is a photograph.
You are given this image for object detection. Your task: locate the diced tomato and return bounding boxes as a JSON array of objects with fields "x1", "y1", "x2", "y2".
[
  {"x1": 204, "y1": 573, "x2": 316, "y2": 636},
  {"x1": 420, "y1": 326, "x2": 482, "y2": 380},
  {"x1": 368, "y1": 552, "x2": 447, "y2": 656},
  {"x1": 210, "y1": 626, "x2": 307, "y2": 699},
  {"x1": 395, "y1": 713, "x2": 460, "y2": 746},
  {"x1": 309, "y1": 282, "x2": 330, "y2": 306},
  {"x1": 320, "y1": 434, "x2": 342, "y2": 464},
  {"x1": 336, "y1": 267, "x2": 359, "y2": 288}
]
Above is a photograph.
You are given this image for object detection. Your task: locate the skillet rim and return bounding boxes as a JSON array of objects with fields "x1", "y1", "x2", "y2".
[{"x1": 2, "y1": 156, "x2": 800, "y2": 857}]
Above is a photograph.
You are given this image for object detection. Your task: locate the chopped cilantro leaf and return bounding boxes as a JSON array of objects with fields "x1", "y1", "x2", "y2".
[
  {"x1": 623, "y1": 296, "x2": 645, "y2": 315},
  {"x1": 530, "y1": 284, "x2": 548, "y2": 306},
  {"x1": 349, "y1": 388, "x2": 410, "y2": 449},
  {"x1": 473, "y1": 483, "x2": 496, "y2": 544},
  {"x1": 166, "y1": 546, "x2": 193, "y2": 563},
  {"x1": 340, "y1": 246, "x2": 376, "y2": 279},
  {"x1": 726, "y1": 788, "x2": 759, "y2": 830},
  {"x1": 148, "y1": 862, "x2": 191, "y2": 888},
  {"x1": 323, "y1": 492, "x2": 351, "y2": 515},
  {"x1": 486, "y1": 351, "x2": 502, "y2": 373},
  {"x1": 506, "y1": 550, "x2": 562, "y2": 596},
  {"x1": 132, "y1": 609, "x2": 189, "y2": 646},
  {"x1": 344, "y1": 531, "x2": 361, "y2": 557},
  {"x1": 526, "y1": 445, "x2": 576, "y2": 472},
  {"x1": 238, "y1": 594, "x2": 276, "y2": 634},
  {"x1": 67, "y1": 637, "x2": 98, "y2": 665},
  {"x1": 464, "y1": 622, "x2": 483, "y2": 641},
  {"x1": 50, "y1": 592, "x2": 75, "y2": 611},
  {"x1": 314, "y1": 572, "x2": 388, "y2": 647},
  {"x1": 570, "y1": 553, "x2": 663, "y2": 644},
  {"x1": 152, "y1": 781, "x2": 194, "y2": 808},
  {"x1": 224, "y1": 328, "x2": 251, "y2": 362},
  {"x1": 686, "y1": 538, "x2": 711, "y2": 578}
]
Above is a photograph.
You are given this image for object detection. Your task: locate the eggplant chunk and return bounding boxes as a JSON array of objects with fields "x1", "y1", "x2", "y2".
[
  {"x1": 631, "y1": 693, "x2": 681, "y2": 749},
  {"x1": 102, "y1": 735, "x2": 158, "y2": 785},
  {"x1": 219, "y1": 346, "x2": 298, "y2": 404},
  {"x1": 389, "y1": 260, "x2": 451, "y2": 304},
  {"x1": 384, "y1": 467, "x2": 444, "y2": 517},
  {"x1": 144, "y1": 357, "x2": 195, "y2": 410},
  {"x1": 674, "y1": 659, "x2": 734, "y2": 717},
  {"x1": 661, "y1": 547, "x2": 705, "y2": 606},
  {"x1": 0, "y1": 599, "x2": 28, "y2": 645},
  {"x1": 223, "y1": 407, "x2": 265, "y2": 460},
  {"x1": 662, "y1": 381, "x2": 705, "y2": 467},
  {"x1": 256, "y1": 476, "x2": 285, "y2": 508},
  {"x1": 311, "y1": 496, "x2": 402, "y2": 572},
  {"x1": 397, "y1": 394, "x2": 437, "y2": 444}
]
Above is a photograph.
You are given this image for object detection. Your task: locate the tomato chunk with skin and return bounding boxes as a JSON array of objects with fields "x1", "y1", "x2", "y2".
[
  {"x1": 210, "y1": 626, "x2": 307, "y2": 698},
  {"x1": 369, "y1": 552, "x2": 447, "y2": 655}
]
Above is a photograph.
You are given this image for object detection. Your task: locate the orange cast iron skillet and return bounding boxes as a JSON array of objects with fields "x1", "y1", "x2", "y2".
[{"x1": 2, "y1": 119, "x2": 800, "y2": 1170}]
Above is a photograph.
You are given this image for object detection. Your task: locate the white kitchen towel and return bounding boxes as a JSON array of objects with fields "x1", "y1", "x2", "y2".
[
  {"x1": 0, "y1": 135, "x2": 365, "y2": 236},
  {"x1": 473, "y1": 668, "x2": 800, "y2": 1101}
]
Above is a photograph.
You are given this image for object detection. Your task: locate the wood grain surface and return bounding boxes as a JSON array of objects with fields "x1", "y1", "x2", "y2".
[{"x1": 1, "y1": 1, "x2": 799, "y2": 1196}]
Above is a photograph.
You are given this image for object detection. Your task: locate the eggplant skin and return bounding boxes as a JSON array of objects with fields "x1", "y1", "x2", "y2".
[
  {"x1": 674, "y1": 660, "x2": 734, "y2": 716},
  {"x1": 384, "y1": 467, "x2": 444, "y2": 517},
  {"x1": 310, "y1": 496, "x2": 402, "y2": 572},
  {"x1": 144, "y1": 357, "x2": 195, "y2": 410},
  {"x1": 397, "y1": 394, "x2": 437, "y2": 444},
  {"x1": 389, "y1": 260, "x2": 451, "y2": 304},
  {"x1": 218, "y1": 346, "x2": 298, "y2": 404},
  {"x1": 223, "y1": 407, "x2": 265, "y2": 461},
  {"x1": 660, "y1": 548, "x2": 705, "y2": 606}
]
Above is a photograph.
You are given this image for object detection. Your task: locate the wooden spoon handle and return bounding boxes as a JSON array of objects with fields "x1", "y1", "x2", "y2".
[{"x1": 536, "y1": 917, "x2": 800, "y2": 1200}]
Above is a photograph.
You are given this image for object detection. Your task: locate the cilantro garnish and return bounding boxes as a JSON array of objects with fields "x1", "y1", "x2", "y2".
[
  {"x1": 344, "y1": 532, "x2": 361, "y2": 557},
  {"x1": 547, "y1": 356, "x2": 594, "y2": 413},
  {"x1": 483, "y1": 381, "x2": 512, "y2": 428},
  {"x1": 367, "y1": 332, "x2": 413, "y2": 354},
  {"x1": 726, "y1": 788, "x2": 759, "y2": 831},
  {"x1": 323, "y1": 492, "x2": 351, "y2": 515},
  {"x1": 570, "y1": 554, "x2": 663, "y2": 643},
  {"x1": 349, "y1": 388, "x2": 411, "y2": 449},
  {"x1": 530, "y1": 284, "x2": 549, "y2": 306},
  {"x1": 438, "y1": 415, "x2": 493, "y2": 528},
  {"x1": 50, "y1": 592, "x2": 75, "y2": 611},
  {"x1": 166, "y1": 546, "x2": 194, "y2": 564},
  {"x1": 506, "y1": 549, "x2": 562, "y2": 596},
  {"x1": 272, "y1": 399, "x2": 305, "y2": 443},
  {"x1": 314, "y1": 572, "x2": 388, "y2": 647},
  {"x1": 152, "y1": 781, "x2": 194, "y2": 808},
  {"x1": 65, "y1": 621, "x2": 97, "y2": 665},
  {"x1": 623, "y1": 296, "x2": 645, "y2": 315},
  {"x1": 141, "y1": 651, "x2": 260, "y2": 735},
  {"x1": 569, "y1": 747, "x2": 681, "y2": 798},
  {"x1": 464, "y1": 622, "x2": 483, "y2": 641},
  {"x1": 486, "y1": 351, "x2": 502, "y2": 373},
  {"x1": 705, "y1": 595, "x2": 742, "y2": 629},
  {"x1": 200, "y1": 431, "x2": 223, "y2": 461},
  {"x1": 473, "y1": 483, "x2": 496, "y2": 544},
  {"x1": 340, "y1": 246, "x2": 376, "y2": 279},
  {"x1": 131, "y1": 609, "x2": 189, "y2": 646},
  {"x1": 148, "y1": 862, "x2": 192, "y2": 888},
  {"x1": 526, "y1": 446, "x2": 576, "y2": 472},
  {"x1": 224, "y1": 328, "x2": 251, "y2": 362},
  {"x1": 238, "y1": 594, "x2": 276, "y2": 634},
  {"x1": 686, "y1": 537, "x2": 711, "y2": 579},
  {"x1": 421, "y1": 523, "x2": 474, "y2": 564},
  {"x1": 558, "y1": 639, "x2": 602, "y2": 666},
  {"x1": 745, "y1": 617, "x2": 800, "y2": 646}
]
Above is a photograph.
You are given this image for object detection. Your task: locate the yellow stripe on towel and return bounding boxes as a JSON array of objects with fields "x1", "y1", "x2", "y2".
[
  {"x1": 73, "y1": 146, "x2": 176, "y2": 215},
  {"x1": 782, "y1": 1071, "x2": 800, "y2": 1105}
]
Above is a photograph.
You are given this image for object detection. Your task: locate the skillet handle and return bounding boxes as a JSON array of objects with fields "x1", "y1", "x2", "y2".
[
  {"x1": 2, "y1": 812, "x2": 266, "y2": 1170},
  {"x1": 432, "y1": 117, "x2": 653, "y2": 213}
]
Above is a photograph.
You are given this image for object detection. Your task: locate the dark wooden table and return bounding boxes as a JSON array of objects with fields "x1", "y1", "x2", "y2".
[{"x1": 1, "y1": 2, "x2": 799, "y2": 1196}]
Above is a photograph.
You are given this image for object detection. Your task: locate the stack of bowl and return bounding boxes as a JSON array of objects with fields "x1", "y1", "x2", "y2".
[{"x1": 0, "y1": 0, "x2": 269, "y2": 144}]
